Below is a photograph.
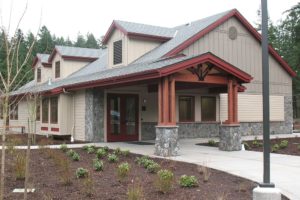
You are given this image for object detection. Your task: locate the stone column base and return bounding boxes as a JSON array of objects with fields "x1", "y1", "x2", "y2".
[
  {"x1": 253, "y1": 187, "x2": 281, "y2": 200},
  {"x1": 154, "y1": 126, "x2": 179, "y2": 157},
  {"x1": 219, "y1": 124, "x2": 241, "y2": 151}
]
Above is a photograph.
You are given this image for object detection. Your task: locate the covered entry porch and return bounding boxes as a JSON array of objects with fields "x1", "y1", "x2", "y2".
[{"x1": 104, "y1": 53, "x2": 252, "y2": 156}]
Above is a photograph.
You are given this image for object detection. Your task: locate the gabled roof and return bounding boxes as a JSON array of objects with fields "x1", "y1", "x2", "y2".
[
  {"x1": 32, "y1": 53, "x2": 50, "y2": 67},
  {"x1": 48, "y1": 46, "x2": 102, "y2": 62},
  {"x1": 102, "y1": 20, "x2": 175, "y2": 44}
]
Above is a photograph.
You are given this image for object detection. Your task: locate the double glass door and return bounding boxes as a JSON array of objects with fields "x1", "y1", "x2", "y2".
[{"x1": 107, "y1": 94, "x2": 139, "y2": 142}]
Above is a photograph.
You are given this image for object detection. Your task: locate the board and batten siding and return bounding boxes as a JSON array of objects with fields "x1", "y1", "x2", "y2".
[
  {"x1": 74, "y1": 90, "x2": 86, "y2": 141},
  {"x1": 220, "y1": 94, "x2": 284, "y2": 122},
  {"x1": 181, "y1": 17, "x2": 292, "y2": 96}
]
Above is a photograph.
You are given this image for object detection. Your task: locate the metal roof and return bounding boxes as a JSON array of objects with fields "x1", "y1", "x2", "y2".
[
  {"x1": 55, "y1": 46, "x2": 103, "y2": 58},
  {"x1": 37, "y1": 53, "x2": 50, "y2": 63}
]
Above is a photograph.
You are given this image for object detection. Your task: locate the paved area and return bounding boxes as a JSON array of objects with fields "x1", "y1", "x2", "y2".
[{"x1": 5, "y1": 133, "x2": 300, "y2": 199}]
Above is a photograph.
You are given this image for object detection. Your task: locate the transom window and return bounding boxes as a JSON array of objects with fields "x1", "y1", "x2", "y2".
[
  {"x1": 55, "y1": 61, "x2": 60, "y2": 78},
  {"x1": 201, "y1": 96, "x2": 216, "y2": 121},
  {"x1": 37, "y1": 68, "x2": 41, "y2": 82},
  {"x1": 179, "y1": 96, "x2": 195, "y2": 122},
  {"x1": 113, "y1": 40, "x2": 122, "y2": 65}
]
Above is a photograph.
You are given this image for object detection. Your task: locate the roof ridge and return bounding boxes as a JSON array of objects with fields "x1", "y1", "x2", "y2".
[{"x1": 114, "y1": 19, "x2": 173, "y2": 30}]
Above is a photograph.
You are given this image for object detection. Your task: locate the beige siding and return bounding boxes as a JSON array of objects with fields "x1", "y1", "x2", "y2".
[
  {"x1": 9, "y1": 100, "x2": 29, "y2": 132},
  {"x1": 34, "y1": 62, "x2": 52, "y2": 84},
  {"x1": 74, "y1": 90, "x2": 86, "y2": 141},
  {"x1": 59, "y1": 94, "x2": 73, "y2": 135},
  {"x1": 107, "y1": 29, "x2": 161, "y2": 67},
  {"x1": 220, "y1": 94, "x2": 284, "y2": 122},
  {"x1": 181, "y1": 17, "x2": 292, "y2": 95},
  {"x1": 63, "y1": 60, "x2": 90, "y2": 77},
  {"x1": 52, "y1": 54, "x2": 64, "y2": 81}
]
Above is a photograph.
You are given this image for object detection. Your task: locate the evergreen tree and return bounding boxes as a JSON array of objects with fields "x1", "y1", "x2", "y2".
[
  {"x1": 74, "y1": 33, "x2": 86, "y2": 48},
  {"x1": 86, "y1": 33, "x2": 99, "y2": 48},
  {"x1": 37, "y1": 26, "x2": 54, "y2": 53}
]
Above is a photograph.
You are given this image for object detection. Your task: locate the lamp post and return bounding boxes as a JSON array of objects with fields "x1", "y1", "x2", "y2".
[{"x1": 260, "y1": 0, "x2": 274, "y2": 188}]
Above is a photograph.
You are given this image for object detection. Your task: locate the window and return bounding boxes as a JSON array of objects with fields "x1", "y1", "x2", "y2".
[
  {"x1": 0, "y1": 104, "x2": 3, "y2": 119},
  {"x1": 201, "y1": 96, "x2": 216, "y2": 121},
  {"x1": 179, "y1": 96, "x2": 195, "y2": 122},
  {"x1": 10, "y1": 103, "x2": 18, "y2": 120},
  {"x1": 50, "y1": 97, "x2": 58, "y2": 124},
  {"x1": 42, "y1": 99, "x2": 49, "y2": 123},
  {"x1": 55, "y1": 61, "x2": 60, "y2": 78},
  {"x1": 113, "y1": 40, "x2": 122, "y2": 65},
  {"x1": 37, "y1": 68, "x2": 41, "y2": 82},
  {"x1": 36, "y1": 102, "x2": 40, "y2": 121}
]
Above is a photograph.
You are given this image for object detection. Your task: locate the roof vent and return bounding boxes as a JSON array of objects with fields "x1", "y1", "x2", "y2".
[{"x1": 48, "y1": 78, "x2": 52, "y2": 86}]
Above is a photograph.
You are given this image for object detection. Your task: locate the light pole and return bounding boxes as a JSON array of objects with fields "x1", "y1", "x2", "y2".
[{"x1": 260, "y1": 0, "x2": 274, "y2": 188}]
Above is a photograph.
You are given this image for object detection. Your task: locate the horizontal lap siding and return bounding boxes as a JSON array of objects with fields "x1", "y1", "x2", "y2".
[
  {"x1": 74, "y1": 90, "x2": 86, "y2": 141},
  {"x1": 220, "y1": 94, "x2": 284, "y2": 122},
  {"x1": 9, "y1": 100, "x2": 29, "y2": 133},
  {"x1": 181, "y1": 17, "x2": 292, "y2": 95}
]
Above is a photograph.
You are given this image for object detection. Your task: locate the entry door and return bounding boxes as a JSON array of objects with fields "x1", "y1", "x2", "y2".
[{"x1": 107, "y1": 94, "x2": 139, "y2": 142}]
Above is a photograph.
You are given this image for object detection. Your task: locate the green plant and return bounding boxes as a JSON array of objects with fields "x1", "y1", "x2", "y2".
[
  {"x1": 179, "y1": 175, "x2": 198, "y2": 187},
  {"x1": 208, "y1": 139, "x2": 216, "y2": 146},
  {"x1": 242, "y1": 141, "x2": 251, "y2": 150},
  {"x1": 146, "y1": 162, "x2": 161, "y2": 173},
  {"x1": 93, "y1": 159, "x2": 104, "y2": 171},
  {"x1": 14, "y1": 152, "x2": 26, "y2": 180},
  {"x1": 272, "y1": 144, "x2": 280, "y2": 152},
  {"x1": 117, "y1": 162, "x2": 130, "y2": 181},
  {"x1": 82, "y1": 145, "x2": 89, "y2": 151},
  {"x1": 71, "y1": 152, "x2": 80, "y2": 161},
  {"x1": 135, "y1": 156, "x2": 149, "y2": 166},
  {"x1": 96, "y1": 148, "x2": 107, "y2": 159},
  {"x1": 127, "y1": 179, "x2": 144, "y2": 200},
  {"x1": 60, "y1": 144, "x2": 68, "y2": 152},
  {"x1": 87, "y1": 146, "x2": 95, "y2": 154},
  {"x1": 103, "y1": 146, "x2": 109, "y2": 152},
  {"x1": 155, "y1": 169, "x2": 174, "y2": 193},
  {"x1": 252, "y1": 137, "x2": 262, "y2": 147},
  {"x1": 114, "y1": 147, "x2": 122, "y2": 155},
  {"x1": 76, "y1": 168, "x2": 89, "y2": 178},
  {"x1": 108, "y1": 154, "x2": 119, "y2": 163},
  {"x1": 279, "y1": 140, "x2": 288, "y2": 149},
  {"x1": 121, "y1": 150, "x2": 130, "y2": 157},
  {"x1": 67, "y1": 149, "x2": 75, "y2": 157},
  {"x1": 53, "y1": 153, "x2": 72, "y2": 185}
]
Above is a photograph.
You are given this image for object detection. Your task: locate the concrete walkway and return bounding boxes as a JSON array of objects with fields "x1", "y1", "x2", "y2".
[{"x1": 6, "y1": 133, "x2": 300, "y2": 199}]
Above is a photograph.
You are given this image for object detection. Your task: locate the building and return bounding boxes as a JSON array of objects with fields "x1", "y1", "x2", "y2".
[{"x1": 6, "y1": 9, "x2": 296, "y2": 156}]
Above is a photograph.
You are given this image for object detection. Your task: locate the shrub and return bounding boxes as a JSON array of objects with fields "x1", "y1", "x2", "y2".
[
  {"x1": 114, "y1": 147, "x2": 122, "y2": 155},
  {"x1": 71, "y1": 152, "x2": 80, "y2": 161},
  {"x1": 155, "y1": 169, "x2": 174, "y2": 193},
  {"x1": 14, "y1": 152, "x2": 26, "y2": 180},
  {"x1": 103, "y1": 146, "x2": 109, "y2": 152},
  {"x1": 76, "y1": 168, "x2": 89, "y2": 178},
  {"x1": 67, "y1": 149, "x2": 75, "y2": 157},
  {"x1": 93, "y1": 159, "x2": 104, "y2": 171},
  {"x1": 117, "y1": 162, "x2": 130, "y2": 181},
  {"x1": 208, "y1": 140, "x2": 216, "y2": 146},
  {"x1": 135, "y1": 156, "x2": 149, "y2": 166},
  {"x1": 82, "y1": 145, "x2": 89, "y2": 151},
  {"x1": 60, "y1": 144, "x2": 68, "y2": 152},
  {"x1": 252, "y1": 137, "x2": 262, "y2": 147},
  {"x1": 179, "y1": 175, "x2": 198, "y2": 187},
  {"x1": 96, "y1": 148, "x2": 107, "y2": 159},
  {"x1": 82, "y1": 176, "x2": 93, "y2": 197},
  {"x1": 242, "y1": 142, "x2": 251, "y2": 150},
  {"x1": 121, "y1": 150, "x2": 130, "y2": 157},
  {"x1": 271, "y1": 144, "x2": 280, "y2": 152},
  {"x1": 108, "y1": 154, "x2": 119, "y2": 163},
  {"x1": 87, "y1": 146, "x2": 95, "y2": 154},
  {"x1": 56, "y1": 154, "x2": 72, "y2": 185},
  {"x1": 279, "y1": 140, "x2": 288, "y2": 149},
  {"x1": 127, "y1": 179, "x2": 144, "y2": 200},
  {"x1": 146, "y1": 162, "x2": 161, "y2": 173}
]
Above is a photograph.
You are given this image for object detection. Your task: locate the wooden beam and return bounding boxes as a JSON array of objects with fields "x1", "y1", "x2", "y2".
[
  {"x1": 158, "y1": 79, "x2": 162, "y2": 124},
  {"x1": 162, "y1": 76, "x2": 169, "y2": 123},
  {"x1": 174, "y1": 73, "x2": 228, "y2": 85}
]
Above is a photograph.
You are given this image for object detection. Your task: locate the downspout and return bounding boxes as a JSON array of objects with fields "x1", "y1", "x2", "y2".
[{"x1": 62, "y1": 88, "x2": 75, "y2": 142}]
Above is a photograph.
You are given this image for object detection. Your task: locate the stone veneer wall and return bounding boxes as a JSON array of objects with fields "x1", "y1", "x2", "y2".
[{"x1": 85, "y1": 88, "x2": 105, "y2": 142}]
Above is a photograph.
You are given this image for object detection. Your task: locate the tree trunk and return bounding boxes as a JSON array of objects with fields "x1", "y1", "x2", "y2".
[{"x1": 24, "y1": 118, "x2": 31, "y2": 200}]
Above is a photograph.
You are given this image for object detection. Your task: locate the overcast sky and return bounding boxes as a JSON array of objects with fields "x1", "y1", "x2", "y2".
[{"x1": 0, "y1": 0, "x2": 298, "y2": 41}]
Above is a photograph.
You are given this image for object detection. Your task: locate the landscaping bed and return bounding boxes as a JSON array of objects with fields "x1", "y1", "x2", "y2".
[
  {"x1": 244, "y1": 136, "x2": 300, "y2": 156},
  {"x1": 4, "y1": 134, "x2": 84, "y2": 146},
  {"x1": 1, "y1": 145, "x2": 261, "y2": 200}
]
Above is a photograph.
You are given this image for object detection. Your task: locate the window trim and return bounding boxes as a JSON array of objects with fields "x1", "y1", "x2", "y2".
[
  {"x1": 50, "y1": 97, "x2": 58, "y2": 124},
  {"x1": 113, "y1": 40, "x2": 122, "y2": 65},
  {"x1": 42, "y1": 98, "x2": 49, "y2": 123},
  {"x1": 201, "y1": 96, "x2": 217, "y2": 122},
  {"x1": 178, "y1": 96, "x2": 195, "y2": 122},
  {"x1": 55, "y1": 61, "x2": 60, "y2": 78}
]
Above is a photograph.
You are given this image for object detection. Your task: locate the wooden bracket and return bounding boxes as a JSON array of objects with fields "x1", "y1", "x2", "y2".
[{"x1": 187, "y1": 63, "x2": 214, "y2": 81}]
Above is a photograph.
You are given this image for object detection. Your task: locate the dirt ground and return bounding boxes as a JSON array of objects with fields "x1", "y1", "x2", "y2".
[{"x1": 1, "y1": 147, "x2": 260, "y2": 200}]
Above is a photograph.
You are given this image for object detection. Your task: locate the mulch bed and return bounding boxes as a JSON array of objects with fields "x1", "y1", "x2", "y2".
[
  {"x1": 3, "y1": 134, "x2": 85, "y2": 146},
  {"x1": 0, "y1": 147, "x2": 262, "y2": 200},
  {"x1": 244, "y1": 137, "x2": 300, "y2": 156}
]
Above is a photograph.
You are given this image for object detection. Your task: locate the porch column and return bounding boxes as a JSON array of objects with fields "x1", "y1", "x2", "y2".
[
  {"x1": 219, "y1": 77, "x2": 241, "y2": 151},
  {"x1": 155, "y1": 76, "x2": 179, "y2": 157}
]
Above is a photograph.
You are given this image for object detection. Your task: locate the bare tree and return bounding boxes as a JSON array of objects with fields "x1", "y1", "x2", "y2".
[{"x1": 0, "y1": 1, "x2": 38, "y2": 199}]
